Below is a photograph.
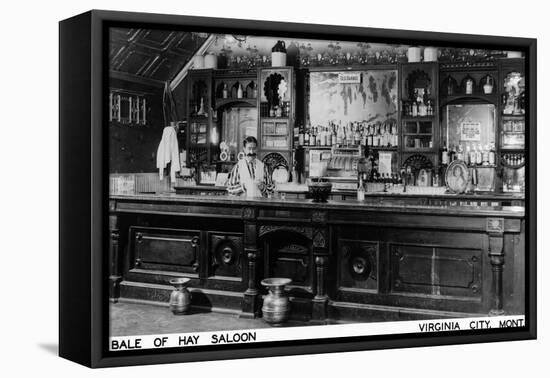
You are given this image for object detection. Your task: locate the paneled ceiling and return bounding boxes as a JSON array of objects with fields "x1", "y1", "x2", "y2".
[{"x1": 109, "y1": 28, "x2": 208, "y2": 86}]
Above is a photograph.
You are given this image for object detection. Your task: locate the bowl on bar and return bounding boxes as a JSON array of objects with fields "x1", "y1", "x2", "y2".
[{"x1": 307, "y1": 177, "x2": 332, "y2": 203}]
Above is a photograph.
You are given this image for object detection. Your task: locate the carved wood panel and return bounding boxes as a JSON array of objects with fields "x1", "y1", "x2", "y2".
[
  {"x1": 208, "y1": 233, "x2": 243, "y2": 279},
  {"x1": 262, "y1": 229, "x2": 313, "y2": 293},
  {"x1": 390, "y1": 243, "x2": 482, "y2": 298},
  {"x1": 338, "y1": 240, "x2": 379, "y2": 291},
  {"x1": 129, "y1": 226, "x2": 200, "y2": 274}
]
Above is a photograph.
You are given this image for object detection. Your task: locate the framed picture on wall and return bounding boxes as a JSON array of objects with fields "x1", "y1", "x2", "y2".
[{"x1": 60, "y1": 10, "x2": 536, "y2": 368}]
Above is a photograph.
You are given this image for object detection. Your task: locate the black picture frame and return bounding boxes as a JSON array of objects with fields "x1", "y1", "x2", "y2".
[{"x1": 59, "y1": 9, "x2": 537, "y2": 368}]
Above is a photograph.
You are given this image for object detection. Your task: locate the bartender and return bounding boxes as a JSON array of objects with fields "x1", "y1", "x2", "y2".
[{"x1": 227, "y1": 136, "x2": 275, "y2": 198}]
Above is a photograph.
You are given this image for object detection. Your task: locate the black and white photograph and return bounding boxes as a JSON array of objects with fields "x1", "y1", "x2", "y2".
[
  {"x1": 5, "y1": 0, "x2": 548, "y2": 376},
  {"x1": 104, "y1": 17, "x2": 532, "y2": 354}
]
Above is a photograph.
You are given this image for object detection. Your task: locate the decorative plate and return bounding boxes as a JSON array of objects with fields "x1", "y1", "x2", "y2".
[{"x1": 445, "y1": 160, "x2": 470, "y2": 194}]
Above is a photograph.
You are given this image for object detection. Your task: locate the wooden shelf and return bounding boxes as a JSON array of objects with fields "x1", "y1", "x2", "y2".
[
  {"x1": 401, "y1": 116, "x2": 435, "y2": 121},
  {"x1": 296, "y1": 145, "x2": 333, "y2": 150},
  {"x1": 403, "y1": 148, "x2": 436, "y2": 153},
  {"x1": 214, "y1": 98, "x2": 257, "y2": 109},
  {"x1": 502, "y1": 114, "x2": 525, "y2": 119},
  {"x1": 261, "y1": 146, "x2": 289, "y2": 150},
  {"x1": 368, "y1": 146, "x2": 398, "y2": 150},
  {"x1": 500, "y1": 147, "x2": 525, "y2": 152},
  {"x1": 440, "y1": 94, "x2": 498, "y2": 106},
  {"x1": 261, "y1": 117, "x2": 290, "y2": 121}
]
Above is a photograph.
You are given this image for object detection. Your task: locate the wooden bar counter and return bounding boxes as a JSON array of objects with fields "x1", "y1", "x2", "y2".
[{"x1": 109, "y1": 193, "x2": 525, "y2": 322}]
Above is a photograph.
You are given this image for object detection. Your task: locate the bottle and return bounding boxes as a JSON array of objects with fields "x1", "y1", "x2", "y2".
[
  {"x1": 298, "y1": 126, "x2": 304, "y2": 146},
  {"x1": 489, "y1": 143, "x2": 496, "y2": 165},
  {"x1": 357, "y1": 175, "x2": 365, "y2": 201},
  {"x1": 457, "y1": 145, "x2": 464, "y2": 161},
  {"x1": 448, "y1": 145, "x2": 454, "y2": 161},
  {"x1": 252, "y1": 81, "x2": 258, "y2": 99},
  {"x1": 222, "y1": 83, "x2": 228, "y2": 99},
  {"x1": 465, "y1": 144, "x2": 471, "y2": 165},
  {"x1": 237, "y1": 82, "x2": 243, "y2": 99},
  {"x1": 311, "y1": 127, "x2": 317, "y2": 146},
  {"x1": 304, "y1": 128, "x2": 310, "y2": 146},
  {"x1": 482, "y1": 144, "x2": 490, "y2": 165},
  {"x1": 441, "y1": 142, "x2": 449, "y2": 165},
  {"x1": 476, "y1": 143, "x2": 483, "y2": 165},
  {"x1": 331, "y1": 124, "x2": 337, "y2": 146}
]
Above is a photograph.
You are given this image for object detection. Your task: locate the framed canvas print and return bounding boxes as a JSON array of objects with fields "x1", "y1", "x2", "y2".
[{"x1": 59, "y1": 10, "x2": 536, "y2": 368}]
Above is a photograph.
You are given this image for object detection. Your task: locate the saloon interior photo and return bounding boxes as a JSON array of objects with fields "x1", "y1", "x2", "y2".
[{"x1": 108, "y1": 27, "x2": 526, "y2": 336}]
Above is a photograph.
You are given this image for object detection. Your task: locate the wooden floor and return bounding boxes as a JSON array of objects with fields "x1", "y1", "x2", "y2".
[{"x1": 110, "y1": 300, "x2": 311, "y2": 337}]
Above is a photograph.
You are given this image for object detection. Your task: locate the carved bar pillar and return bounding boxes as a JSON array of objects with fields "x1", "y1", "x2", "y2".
[
  {"x1": 241, "y1": 207, "x2": 260, "y2": 318},
  {"x1": 487, "y1": 218, "x2": 505, "y2": 316},
  {"x1": 311, "y1": 211, "x2": 329, "y2": 322},
  {"x1": 109, "y1": 201, "x2": 122, "y2": 302}
]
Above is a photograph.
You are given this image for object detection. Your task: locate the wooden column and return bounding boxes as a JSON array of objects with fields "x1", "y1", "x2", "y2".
[
  {"x1": 109, "y1": 201, "x2": 122, "y2": 302},
  {"x1": 241, "y1": 207, "x2": 260, "y2": 318},
  {"x1": 311, "y1": 211, "x2": 329, "y2": 321},
  {"x1": 487, "y1": 218, "x2": 505, "y2": 315}
]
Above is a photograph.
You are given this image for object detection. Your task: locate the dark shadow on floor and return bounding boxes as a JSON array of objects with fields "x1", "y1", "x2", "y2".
[{"x1": 38, "y1": 343, "x2": 58, "y2": 355}]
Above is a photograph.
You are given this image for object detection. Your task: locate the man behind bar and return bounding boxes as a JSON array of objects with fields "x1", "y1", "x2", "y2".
[{"x1": 227, "y1": 136, "x2": 275, "y2": 198}]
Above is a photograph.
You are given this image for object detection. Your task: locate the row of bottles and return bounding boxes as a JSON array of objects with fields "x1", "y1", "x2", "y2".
[
  {"x1": 441, "y1": 74, "x2": 495, "y2": 96},
  {"x1": 403, "y1": 88, "x2": 434, "y2": 117},
  {"x1": 502, "y1": 153, "x2": 525, "y2": 167},
  {"x1": 220, "y1": 81, "x2": 258, "y2": 99},
  {"x1": 297, "y1": 121, "x2": 398, "y2": 147},
  {"x1": 356, "y1": 168, "x2": 443, "y2": 200},
  {"x1": 441, "y1": 142, "x2": 496, "y2": 166}
]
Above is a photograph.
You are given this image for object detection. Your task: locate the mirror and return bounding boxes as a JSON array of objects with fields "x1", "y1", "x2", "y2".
[
  {"x1": 442, "y1": 103, "x2": 496, "y2": 149},
  {"x1": 308, "y1": 70, "x2": 398, "y2": 125}
]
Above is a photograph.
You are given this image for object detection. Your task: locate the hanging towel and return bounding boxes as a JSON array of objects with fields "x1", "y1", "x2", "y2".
[{"x1": 156, "y1": 126, "x2": 181, "y2": 183}]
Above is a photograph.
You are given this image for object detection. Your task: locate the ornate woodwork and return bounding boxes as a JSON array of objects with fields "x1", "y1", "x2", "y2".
[
  {"x1": 110, "y1": 195, "x2": 524, "y2": 320},
  {"x1": 487, "y1": 217, "x2": 506, "y2": 315},
  {"x1": 339, "y1": 240, "x2": 379, "y2": 291},
  {"x1": 109, "y1": 213, "x2": 121, "y2": 302},
  {"x1": 128, "y1": 227, "x2": 201, "y2": 275},
  {"x1": 209, "y1": 233, "x2": 243, "y2": 279}
]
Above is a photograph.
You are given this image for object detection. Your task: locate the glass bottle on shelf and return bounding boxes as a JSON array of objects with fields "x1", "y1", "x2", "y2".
[
  {"x1": 237, "y1": 82, "x2": 243, "y2": 99},
  {"x1": 489, "y1": 143, "x2": 496, "y2": 165},
  {"x1": 457, "y1": 145, "x2": 464, "y2": 161},
  {"x1": 442, "y1": 74, "x2": 458, "y2": 96},
  {"x1": 441, "y1": 142, "x2": 449, "y2": 165},
  {"x1": 475, "y1": 143, "x2": 483, "y2": 165},
  {"x1": 357, "y1": 174, "x2": 365, "y2": 201},
  {"x1": 252, "y1": 81, "x2": 258, "y2": 99},
  {"x1": 462, "y1": 75, "x2": 475, "y2": 95},
  {"x1": 482, "y1": 144, "x2": 490, "y2": 165},
  {"x1": 222, "y1": 83, "x2": 228, "y2": 99}
]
